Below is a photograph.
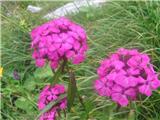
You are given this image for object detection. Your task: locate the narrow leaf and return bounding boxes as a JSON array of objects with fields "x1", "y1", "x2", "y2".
[
  {"x1": 36, "y1": 93, "x2": 66, "y2": 120},
  {"x1": 67, "y1": 71, "x2": 77, "y2": 111}
]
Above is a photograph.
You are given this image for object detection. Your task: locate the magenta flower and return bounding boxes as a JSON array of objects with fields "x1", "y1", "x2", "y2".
[
  {"x1": 94, "y1": 48, "x2": 160, "y2": 107},
  {"x1": 38, "y1": 84, "x2": 67, "y2": 120},
  {"x1": 31, "y1": 17, "x2": 88, "y2": 69}
]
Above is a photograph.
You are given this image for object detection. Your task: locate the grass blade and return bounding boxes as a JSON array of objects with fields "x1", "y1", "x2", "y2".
[{"x1": 36, "y1": 93, "x2": 66, "y2": 120}]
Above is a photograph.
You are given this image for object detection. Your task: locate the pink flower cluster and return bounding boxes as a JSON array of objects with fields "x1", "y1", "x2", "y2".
[
  {"x1": 31, "y1": 17, "x2": 88, "y2": 69},
  {"x1": 38, "y1": 84, "x2": 67, "y2": 120},
  {"x1": 94, "y1": 48, "x2": 160, "y2": 107}
]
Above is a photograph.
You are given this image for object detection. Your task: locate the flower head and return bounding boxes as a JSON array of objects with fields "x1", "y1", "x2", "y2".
[
  {"x1": 94, "y1": 48, "x2": 160, "y2": 107},
  {"x1": 31, "y1": 17, "x2": 88, "y2": 69},
  {"x1": 38, "y1": 84, "x2": 67, "y2": 120},
  {"x1": 13, "y1": 69, "x2": 20, "y2": 80}
]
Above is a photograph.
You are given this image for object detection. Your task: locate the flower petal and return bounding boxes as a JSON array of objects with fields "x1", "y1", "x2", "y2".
[{"x1": 139, "y1": 85, "x2": 152, "y2": 96}]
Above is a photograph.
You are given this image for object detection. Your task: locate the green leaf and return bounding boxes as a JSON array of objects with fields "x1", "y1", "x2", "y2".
[
  {"x1": 24, "y1": 76, "x2": 36, "y2": 91},
  {"x1": 36, "y1": 93, "x2": 66, "y2": 120},
  {"x1": 34, "y1": 65, "x2": 53, "y2": 79},
  {"x1": 67, "y1": 71, "x2": 77, "y2": 111},
  {"x1": 15, "y1": 97, "x2": 33, "y2": 113}
]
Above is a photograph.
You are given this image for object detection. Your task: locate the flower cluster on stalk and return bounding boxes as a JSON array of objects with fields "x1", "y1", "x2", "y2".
[
  {"x1": 31, "y1": 17, "x2": 88, "y2": 69},
  {"x1": 94, "y1": 48, "x2": 160, "y2": 106}
]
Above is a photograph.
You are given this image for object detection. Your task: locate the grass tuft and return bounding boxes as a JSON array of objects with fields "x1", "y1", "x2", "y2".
[{"x1": 1, "y1": 1, "x2": 160, "y2": 120}]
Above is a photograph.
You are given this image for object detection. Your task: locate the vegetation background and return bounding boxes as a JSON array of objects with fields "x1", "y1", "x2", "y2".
[{"x1": 1, "y1": 1, "x2": 160, "y2": 120}]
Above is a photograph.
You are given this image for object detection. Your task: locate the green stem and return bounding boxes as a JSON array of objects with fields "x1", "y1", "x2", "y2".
[
  {"x1": 115, "y1": 104, "x2": 121, "y2": 112},
  {"x1": 63, "y1": 110, "x2": 66, "y2": 119},
  {"x1": 127, "y1": 102, "x2": 135, "y2": 120},
  {"x1": 51, "y1": 58, "x2": 67, "y2": 86},
  {"x1": 77, "y1": 91, "x2": 89, "y2": 118},
  {"x1": 51, "y1": 67, "x2": 61, "y2": 85},
  {"x1": 127, "y1": 109, "x2": 135, "y2": 120}
]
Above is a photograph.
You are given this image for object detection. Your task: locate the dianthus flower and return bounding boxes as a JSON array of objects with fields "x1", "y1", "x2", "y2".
[
  {"x1": 31, "y1": 17, "x2": 88, "y2": 69},
  {"x1": 94, "y1": 48, "x2": 160, "y2": 107},
  {"x1": 38, "y1": 84, "x2": 67, "y2": 120}
]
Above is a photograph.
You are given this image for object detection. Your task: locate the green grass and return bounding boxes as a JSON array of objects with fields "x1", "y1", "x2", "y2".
[{"x1": 1, "y1": 1, "x2": 160, "y2": 120}]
